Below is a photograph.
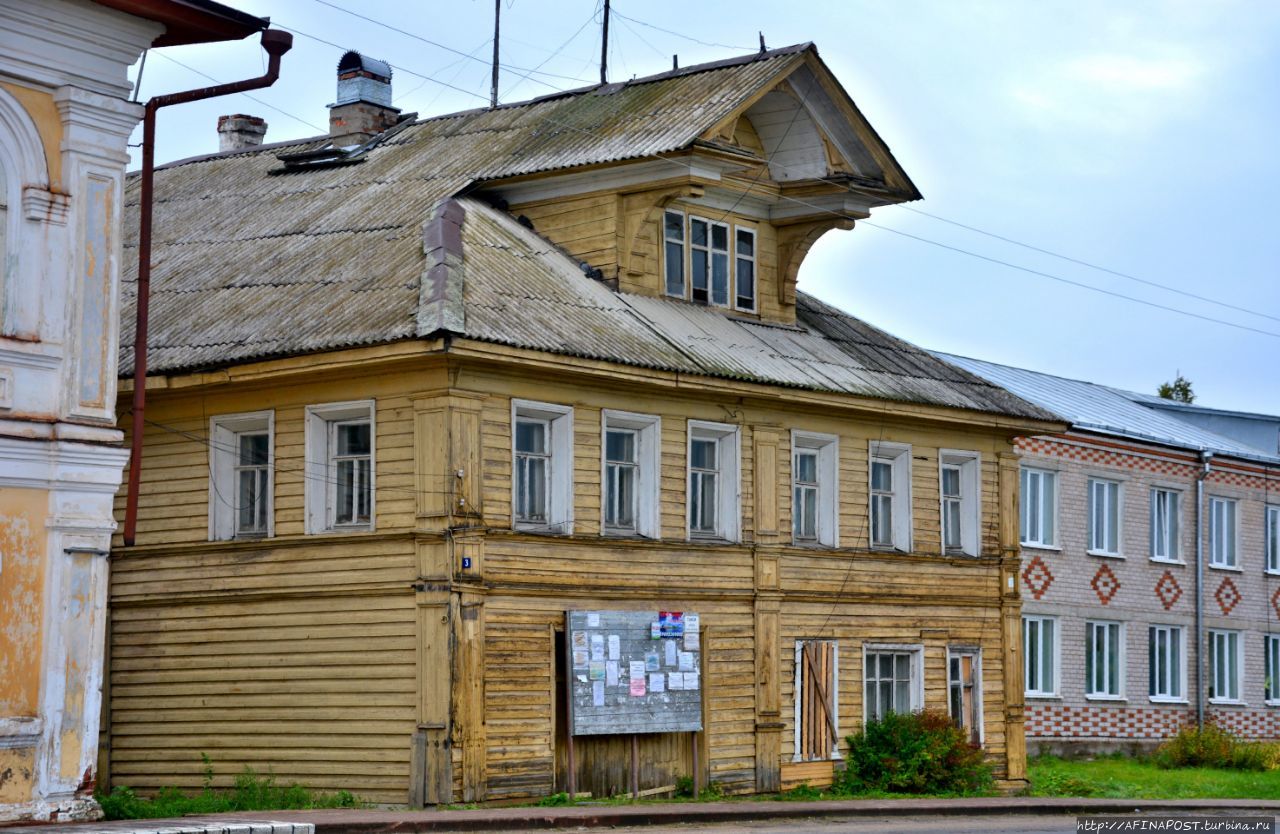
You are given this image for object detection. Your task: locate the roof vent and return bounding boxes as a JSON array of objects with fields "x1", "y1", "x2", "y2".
[
  {"x1": 329, "y1": 51, "x2": 400, "y2": 145},
  {"x1": 217, "y1": 114, "x2": 267, "y2": 152}
]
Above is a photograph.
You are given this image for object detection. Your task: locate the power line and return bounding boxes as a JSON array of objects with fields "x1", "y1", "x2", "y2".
[
  {"x1": 499, "y1": 7, "x2": 600, "y2": 101},
  {"x1": 148, "y1": 52, "x2": 327, "y2": 133},
  {"x1": 610, "y1": 7, "x2": 754, "y2": 52},
  {"x1": 899, "y1": 205, "x2": 1280, "y2": 326}
]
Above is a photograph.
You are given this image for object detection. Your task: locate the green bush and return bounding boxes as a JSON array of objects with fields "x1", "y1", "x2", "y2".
[
  {"x1": 837, "y1": 710, "x2": 992, "y2": 795},
  {"x1": 1154, "y1": 723, "x2": 1280, "y2": 772}
]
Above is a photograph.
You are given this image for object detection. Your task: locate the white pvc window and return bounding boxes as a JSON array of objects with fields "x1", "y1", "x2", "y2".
[
  {"x1": 1209, "y1": 629, "x2": 1242, "y2": 703},
  {"x1": 1020, "y1": 467, "x2": 1057, "y2": 547},
  {"x1": 512, "y1": 400, "x2": 573, "y2": 534},
  {"x1": 1088, "y1": 478, "x2": 1121, "y2": 555},
  {"x1": 1150, "y1": 488, "x2": 1180, "y2": 562},
  {"x1": 687, "y1": 421, "x2": 740, "y2": 541},
  {"x1": 864, "y1": 646, "x2": 922, "y2": 721},
  {"x1": 869, "y1": 442, "x2": 911, "y2": 551},
  {"x1": 1268, "y1": 506, "x2": 1280, "y2": 574},
  {"x1": 791, "y1": 431, "x2": 838, "y2": 547},
  {"x1": 601, "y1": 410, "x2": 660, "y2": 538},
  {"x1": 1085, "y1": 620, "x2": 1123, "y2": 698},
  {"x1": 1023, "y1": 615, "x2": 1057, "y2": 697},
  {"x1": 305, "y1": 400, "x2": 375, "y2": 534},
  {"x1": 1266, "y1": 635, "x2": 1280, "y2": 703},
  {"x1": 940, "y1": 451, "x2": 980, "y2": 556},
  {"x1": 209, "y1": 411, "x2": 274, "y2": 541},
  {"x1": 1209, "y1": 497, "x2": 1238, "y2": 568},
  {"x1": 1148, "y1": 625, "x2": 1184, "y2": 702}
]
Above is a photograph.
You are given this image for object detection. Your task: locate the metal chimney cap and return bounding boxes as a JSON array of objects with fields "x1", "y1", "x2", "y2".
[{"x1": 337, "y1": 51, "x2": 392, "y2": 82}]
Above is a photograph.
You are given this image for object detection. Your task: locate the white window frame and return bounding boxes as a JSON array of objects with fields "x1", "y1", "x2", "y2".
[
  {"x1": 662, "y1": 208, "x2": 686, "y2": 298},
  {"x1": 869, "y1": 441, "x2": 912, "y2": 552},
  {"x1": 1085, "y1": 620, "x2": 1125, "y2": 700},
  {"x1": 512, "y1": 399, "x2": 574, "y2": 534},
  {"x1": 792, "y1": 639, "x2": 841, "y2": 762},
  {"x1": 686, "y1": 420, "x2": 741, "y2": 542},
  {"x1": 1265, "y1": 634, "x2": 1280, "y2": 705},
  {"x1": 947, "y1": 646, "x2": 984, "y2": 745},
  {"x1": 1020, "y1": 466, "x2": 1058, "y2": 549},
  {"x1": 1023, "y1": 614, "x2": 1059, "y2": 698},
  {"x1": 862, "y1": 643, "x2": 924, "y2": 722},
  {"x1": 304, "y1": 400, "x2": 376, "y2": 534},
  {"x1": 1148, "y1": 624, "x2": 1186, "y2": 703},
  {"x1": 791, "y1": 430, "x2": 839, "y2": 547},
  {"x1": 209, "y1": 410, "x2": 274, "y2": 541},
  {"x1": 939, "y1": 451, "x2": 980, "y2": 557},
  {"x1": 733, "y1": 226, "x2": 757, "y2": 313},
  {"x1": 1209, "y1": 496, "x2": 1239, "y2": 570},
  {"x1": 1208, "y1": 629, "x2": 1243, "y2": 704},
  {"x1": 1267, "y1": 506, "x2": 1280, "y2": 575},
  {"x1": 1087, "y1": 478, "x2": 1123, "y2": 557},
  {"x1": 601, "y1": 410, "x2": 660, "y2": 538},
  {"x1": 1150, "y1": 487, "x2": 1182, "y2": 564}
]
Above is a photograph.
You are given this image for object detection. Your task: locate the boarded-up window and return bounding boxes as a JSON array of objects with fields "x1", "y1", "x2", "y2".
[{"x1": 794, "y1": 639, "x2": 838, "y2": 761}]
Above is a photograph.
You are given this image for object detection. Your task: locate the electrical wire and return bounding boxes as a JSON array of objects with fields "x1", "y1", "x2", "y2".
[
  {"x1": 498, "y1": 8, "x2": 600, "y2": 101},
  {"x1": 610, "y1": 7, "x2": 755, "y2": 52},
  {"x1": 148, "y1": 52, "x2": 327, "y2": 133}
]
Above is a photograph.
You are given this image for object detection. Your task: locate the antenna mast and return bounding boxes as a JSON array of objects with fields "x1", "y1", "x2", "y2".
[
  {"x1": 490, "y1": 0, "x2": 500, "y2": 108},
  {"x1": 600, "y1": 0, "x2": 610, "y2": 84}
]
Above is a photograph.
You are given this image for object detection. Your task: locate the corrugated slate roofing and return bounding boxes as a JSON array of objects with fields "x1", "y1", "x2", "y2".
[
  {"x1": 119, "y1": 43, "x2": 1053, "y2": 422},
  {"x1": 938, "y1": 352, "x2": 1280, "y2": 463}
]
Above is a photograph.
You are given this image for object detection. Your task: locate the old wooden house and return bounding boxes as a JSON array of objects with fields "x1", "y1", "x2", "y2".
[{"x1": 106, "y1": 44, "x2": 1064, "y2": 804}]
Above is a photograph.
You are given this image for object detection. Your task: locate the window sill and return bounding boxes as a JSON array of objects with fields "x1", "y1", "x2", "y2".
[
  {"x1": 792, "y1": 539, "x2": 838, "y2": 550},
  {"x1": 515, "y1": 524, "x2": 571, "y2": 536},
  {"x1": 1021, "y1": 543, "x2": 1061, "y2": 552},
  {"x1": 1208, "y1": 564, "x2": 1243, "y2": 573},
  {"x1": 1025, "y1": 693, "x2": 1061, "y2": 701},
  {"x1": 319, "y1": 525, "x2": 374, "y2": 535},
  {"x1": 1209, "y1": 699, "x2": 1247, "y2": 707},
  {"x1": 1266, "y1": 700, "x2": 1280, "y2": 708},
  {"x1": 1265, "y1": 569, "x2": 1280, "y2": 577},
  {"x1": 688, "y1": 534, "x2": 738, "y2": 545},
  {"x1": 1086, "y1": 550, "x2": 1124, "y2": 559},
  {"x1": 1084, "y1": 694, "x2": 1127, "y2": 702},
  {"x1": 1149, "y1": 697, "x2": 1189, "y2": 705},
  {"x1": 603, "y1": 528, "x2": 653, "y2": 540},
  {"x1": 1150, "y1": 558, "x2": 1186, "y2": 567}
]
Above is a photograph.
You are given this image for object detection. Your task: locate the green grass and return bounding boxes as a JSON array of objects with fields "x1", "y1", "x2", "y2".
[{"x1": 1029, "y1": 754, "x2": 1280, "y2": 800}]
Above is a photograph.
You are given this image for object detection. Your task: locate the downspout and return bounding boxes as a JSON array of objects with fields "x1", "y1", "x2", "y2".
[
  {"x1": 123, "y1": 29, "x2": 293, "y2": 546},
  {"x1": 1195, "y1": 450, "x2": 1213, "y2": 730}
]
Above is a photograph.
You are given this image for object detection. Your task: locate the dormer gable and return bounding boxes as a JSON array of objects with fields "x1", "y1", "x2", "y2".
[{"x1": 482, "y1": 45, "x2": 919, "y2": 327}]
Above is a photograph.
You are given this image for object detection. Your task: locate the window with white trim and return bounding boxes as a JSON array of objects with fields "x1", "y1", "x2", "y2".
[
  {"x1": 687, "y1": 420, "x2": 740, "y2": 541},
  {"x1": 869, "y1": 441, "x2": 911, "y2": 551},
  {"x1": 1020, "y1": 467, "x2": 1057, "y2": 548},
  {"x1": 1266, "y1": 635, "x2": 1280, "y2": 703},
  {"x1": 662, "y1": 210, "x2": 756, "y2": 311},
  {"x1": 794, "y1": 639, "x2": 838, "y2": 761},
  {"x1": 1085, "y1": 620, "x2": 1123, "y2": 698},
  {"x1": 1209, "y1": 629, "x2": 1241, "y2": 703},
  {"x1": 1267, "y1": 506, "x2": 1280, "y2": 574},
  {"x1": 1150, "y1": 488, "x2": 1180, "y2": 562},
  {"x1": 940, "y1": 451, "x2": 980, "y2": 556},
  {"x1": 864, "y1": 646, "x2": 922, "y2": 721},
  {"x1": 1148, "y1": 625, "x2": 1184, "y2": 702},
  {"x1": 1023, "y1": 615, "x2": 1057, "y2": 697},
  {"x1": 209, "y1": 411, "x2": 273, "y2": 541},
  {"x1": 512, "y1": 400, "x2": 573, "y2": 534},
  {"x1": 601, "y1": 410, "x2": 660, "y2": 538},
  {"x1": 1088, "y1": 478, "x2": 1121, "y2": 555},
  {"x1": 791, "y1": 431, "x2": 838, "y2": 547},
  {"x1": 305, "y1": 400, "x2": 375, "y2": 533},
  {"x1": 1209, "y1": 497, "x2": 1238, "y2": 568}
]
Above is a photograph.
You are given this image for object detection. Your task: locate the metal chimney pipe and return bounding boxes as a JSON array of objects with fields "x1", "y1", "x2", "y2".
[{"x1": 124, "y1": 28, "x2": 293, "y2": 546}]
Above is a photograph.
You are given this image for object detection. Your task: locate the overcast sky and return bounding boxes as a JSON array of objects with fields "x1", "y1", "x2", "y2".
[{"x1": 128, "y1": 0, "x2": 1280, "y2": 413}]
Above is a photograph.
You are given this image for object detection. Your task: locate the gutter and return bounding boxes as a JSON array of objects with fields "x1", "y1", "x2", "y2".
[
  {"x1": 122, "y1": 28, "x2": 293, "y2": 547},
  {"x1": 1194, "y1": 450, "x2": 1213, "y2": 729}
]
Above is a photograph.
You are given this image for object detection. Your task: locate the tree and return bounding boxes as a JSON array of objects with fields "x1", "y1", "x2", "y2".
[{"x1": 1157, "y1": 373, "x2": 1195, "y2": 404}]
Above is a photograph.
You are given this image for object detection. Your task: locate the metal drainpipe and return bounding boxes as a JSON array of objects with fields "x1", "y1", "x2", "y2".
[
  {"x1": 1195, "y1": 450, "x2": 1213, "y2": 729},
  {"x1": 123, "y1": 29, "x2": 293, "y2": 546}
]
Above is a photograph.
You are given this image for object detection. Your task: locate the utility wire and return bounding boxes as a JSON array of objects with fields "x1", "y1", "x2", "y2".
[
  {"x1": 499, "y1": 8, "x2": 600, "y2": 101},
  {"x1": 610, "y1": 7, "x2": 754, "y2": 52}
]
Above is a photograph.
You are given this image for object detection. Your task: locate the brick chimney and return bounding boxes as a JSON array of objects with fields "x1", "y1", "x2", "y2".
[
  {"x1": 217, "y1": 114, "x2": 267, "y2": 152},
  {"x1": 329, "y1": 51, "x2": 401, "y2": 145}
]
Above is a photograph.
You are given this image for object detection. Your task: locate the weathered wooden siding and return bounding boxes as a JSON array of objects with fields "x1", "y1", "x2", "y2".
[{"x1": 509, "y1": 193, "x2": 619, "y2": 278}]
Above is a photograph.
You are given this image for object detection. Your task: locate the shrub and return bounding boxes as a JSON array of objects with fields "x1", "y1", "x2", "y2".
[
  {"x1": 536, "y1": 791, "x2": 572, "y2": 806},
  {"x1": 838, "y1": 710, "x2": 992, "y2": 795},
  {"x1": 782, "y1": 782, "x2": 822, "y2": 801},
  {"x1": 1154, "y1": 722, "x2": 1280, "y2": 772}
]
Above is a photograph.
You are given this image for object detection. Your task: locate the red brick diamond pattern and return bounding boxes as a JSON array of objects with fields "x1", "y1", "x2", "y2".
[
  {"x1": 1022, "y1": 555, "x2": 1054, "y2": 600},
  {"x1": 1091, "y1": 563, "x2": 1120, "y2": 605},
  {"x1": 1154, "y1": 570, "x2": 1183, "y2": 611},
  {"x1": 1216, "y1": 577, "x2": 1242, "y2": 616}
]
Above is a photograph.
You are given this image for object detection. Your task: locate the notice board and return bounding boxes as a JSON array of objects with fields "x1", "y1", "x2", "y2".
[{"x1": 566, "y1": 609, "x2": 703, "y2": 736}]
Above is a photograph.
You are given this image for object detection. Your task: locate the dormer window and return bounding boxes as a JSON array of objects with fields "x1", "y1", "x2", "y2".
[{"x1": 663, "y1": 210, "x2": 756, "y2": 312}]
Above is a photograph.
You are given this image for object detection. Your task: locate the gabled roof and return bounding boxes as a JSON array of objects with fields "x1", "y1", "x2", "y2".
[{"x1": 938, "y1": 352, "x2": 1280, "y2": 464}]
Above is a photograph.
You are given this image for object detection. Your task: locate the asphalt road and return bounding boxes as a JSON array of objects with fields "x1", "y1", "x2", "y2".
[{"x1": 490, "y1": 811, "x2": 1277, "y2": 834}]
